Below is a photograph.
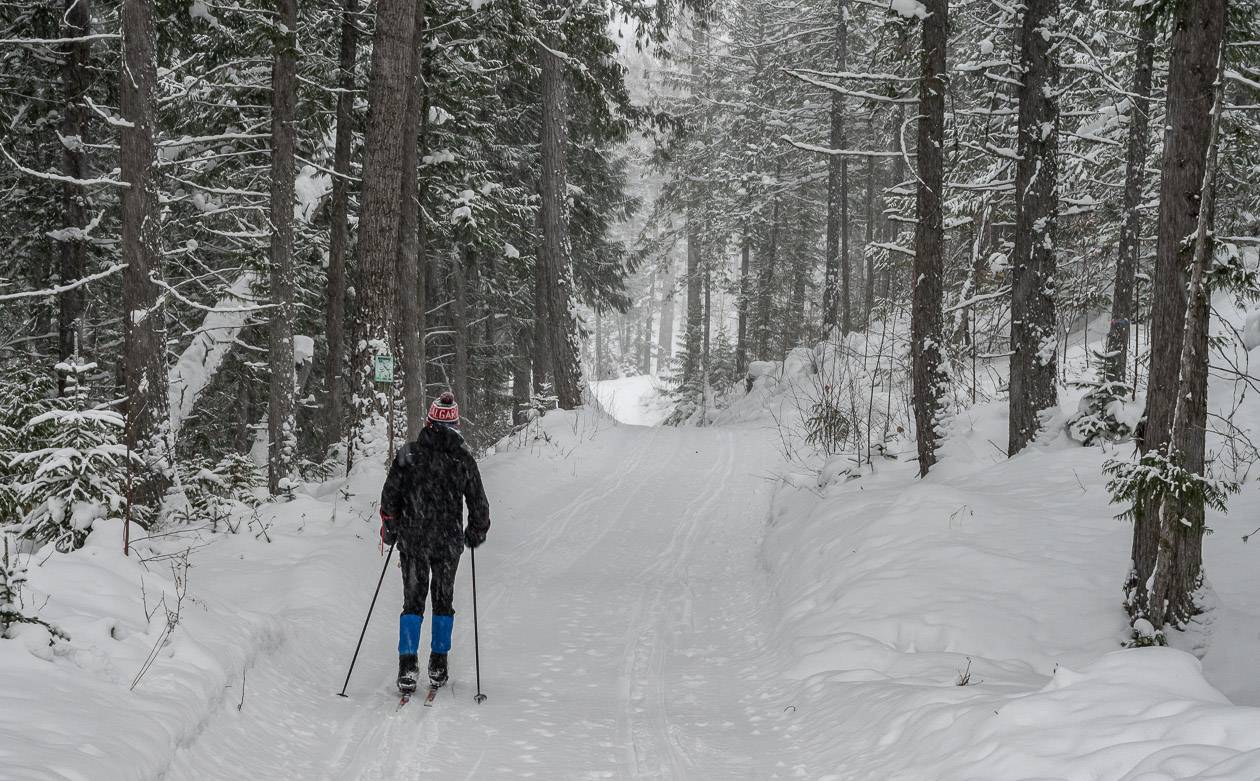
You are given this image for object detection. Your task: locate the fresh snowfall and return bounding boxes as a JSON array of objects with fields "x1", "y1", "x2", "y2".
[{"x1": 3, "y1": 1, "x2": 1260, "y2": 780}]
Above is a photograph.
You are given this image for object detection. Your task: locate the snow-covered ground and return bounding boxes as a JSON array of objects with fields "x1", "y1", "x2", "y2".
[
  {"x1": 763, "y1": 401, "x2": 1260, "y2": 779},
  {"x1": 591, "y1": 374, "x2": 674, "y2": 427},
  {"x1": 5, "y1": 316, "x2": 1260, "y2": 779},
  {"x1": 3, "y1": 409, "x2": 792, "y2": 779}
]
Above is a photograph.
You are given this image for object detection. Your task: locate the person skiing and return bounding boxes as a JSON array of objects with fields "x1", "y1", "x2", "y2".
[{"x1": 379, "y1": 391, "x2": 490, "y2": 694}]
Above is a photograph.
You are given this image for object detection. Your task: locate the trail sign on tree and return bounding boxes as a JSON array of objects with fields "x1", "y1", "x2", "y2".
[{"x1": 374, "y1": 355, "x2": 395, "y2": 384}]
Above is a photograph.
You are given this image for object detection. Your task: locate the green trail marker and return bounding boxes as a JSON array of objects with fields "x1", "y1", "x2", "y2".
[{"x1": 373, "y1": 354, "x2": 395, "y2": 384}]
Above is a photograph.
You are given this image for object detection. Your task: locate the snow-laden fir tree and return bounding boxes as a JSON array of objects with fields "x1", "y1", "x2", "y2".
[{"x1": 9, "y1": 358, "x2": 140, "y2": 552}]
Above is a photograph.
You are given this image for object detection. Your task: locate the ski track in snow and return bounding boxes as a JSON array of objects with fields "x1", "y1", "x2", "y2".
[{"x1": 166, "y1": 419, "x2": 788, "y2": 780}]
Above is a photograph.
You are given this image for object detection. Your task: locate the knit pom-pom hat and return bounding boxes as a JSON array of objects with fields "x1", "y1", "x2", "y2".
[{"x1": 427, "y1": 391, "x2": 460, "y2": 426}]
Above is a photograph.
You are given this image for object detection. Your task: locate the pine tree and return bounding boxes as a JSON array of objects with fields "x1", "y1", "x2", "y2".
[{"x1": 9, "y1": 358, "x2": 139, "y2": 551}]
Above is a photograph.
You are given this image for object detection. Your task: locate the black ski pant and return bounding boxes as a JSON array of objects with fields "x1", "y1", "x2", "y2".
[{"x1": 400, "y1": 548, "x2": 459, "y2": 617}]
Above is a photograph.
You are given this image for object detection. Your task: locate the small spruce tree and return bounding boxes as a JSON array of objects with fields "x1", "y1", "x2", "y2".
[{"x1": 9, "y1": 358, "x2": 140, "y2": 552}]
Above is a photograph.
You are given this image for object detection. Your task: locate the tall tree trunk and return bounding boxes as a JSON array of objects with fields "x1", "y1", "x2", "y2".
[
  {"x1": 756, "y1": 192, "x2": 781, "y2": 360},
  {"x1": 862, "y1": 119, "x2": 876, "y2": 327},
  {"x1": 656, "y1": 258, "x2": 675, "y2": 372},
  {"x1": 1104, "y1": 7, "x2": 1157, "y2": 384},
  {"x1": 453, "y1": 247, "x2": 470, "y2": 421},
  {"x1": 736, "y1": 230, "x2": 751, "y2": 373},
  {"x1": 396, "y1": 0, "x2": 427, "y2": 440},
  {"x1": 347, "y1": 0, "x2": 416, "y2": 468},
  {"x1": 1007, "y1": 0, "x2": 1061, "y2": 456},
  {"x1": 324, "y1": 0, "x2": 358, "y2": 453},
  {"x1": 821, "y1": 0, "x2": 849, "y2": 334},
  {"x1": 911, "y1": 0, "x2": 948, "y2": 476},
  {"x1": 532, "y1": 248, "x2": 550, "y2": 397},
  {"x1": 788, "y1": 253, "x2": 806, "y2": 352},
  {"x1": 537, "y1": 12, "x2": 584, "y2": 410},
  {"x1": 480, "y1": 254, "x2": 497, "y2": 421},
  {"x1": 120, "y1": 0, "x2": 169, "y2": 506},
  {"x1": 594, "y1": 307, "x2": 604, "y2": 379},
  {"x1": 880, "y1": 106, "x2": 905, "y2": 304},
  {"x1": 267, "y1": 0, "x2": 298, "y2": 494},
  {"x1": 641, "y1": 270, "x2": 656, "y2": 375},
  {"x1": 1129, "y1": 0, "x2": 1228, "y2": 629},
  {"x1": 702, "y1": 266, "x2": 711, "y2": 381},
  {"x1": 683, "y1": 212, "x2": 703, "y2": 383},
  {"x1": 58, "y1": 0, "x2": 91, "y2": 379},
  {"x1": 512, "y1": 321, "x2": 532, "y2": 423}
]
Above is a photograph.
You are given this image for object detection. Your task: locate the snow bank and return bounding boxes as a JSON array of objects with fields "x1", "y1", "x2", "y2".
[
  {"x1": 0, "y1": 468, "x2": 380, "y2": 780},
  {"x1": 760, "y1": 401, "x2": 1260, "y2": 779},
  {"x1": 748, "y1": 289, "x2": 1260, "y2": 779}
]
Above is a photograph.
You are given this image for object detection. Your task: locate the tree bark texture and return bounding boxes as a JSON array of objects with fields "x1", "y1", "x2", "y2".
[
  {"x1": 348, "y1": 0, "x2": 416, "y2": 466},
  {"x1": 324, "y1": 0, "x2": 358, "y2": 453},
  {"x1": 119, "y1": 0, "x2": 170, "y2": 507},
  {"x1": 453, "y1": 247, "x2": 470, "y2": 424},
  {"x1": 736, "y1": 231, "x2": 751, "y2": 374},
  {"x1": 911, "y1": 0, "x2": 948, "y2": 476},
  {"x1": 512, "y1": 321, "x2": 532, "y2": 423},
  {"x1": 267, "y1": 0, "x2": 298, "y2": 494},
  {"x1": 821, "y1": 0, "x2": 850, "y2": 334},
  {"x1": 59, "y1": 0, "x2": 92, "y2": 375},
  {"x1": 532, "y1": 247, "x2": 550, "y2": 396},
  {"x1": 641, "y1": 270, "x2": 655, "y2": 375},
  {"x1": 1103, "y1": 8, "x2": 1157, "y2": 384},
  {"x1": 1129, "y1": 0, "x2": 1228, "y2": 629},
  {"x1": 396, "y1": 0, "x2": 427, "y2": 440},
  {"x1": 881, "y1": 106, "x2": 905, "y2": 304},
  {"x1": 756, "y1": 188, "x2": 781, "y2": 360},
  {"x1": 683, "y1": 212, "x2": 703, "y2": 383},
  {"x1": 1007, "y1": 0, "x2": 1061, "y2": 456},
  {"x1": 702, "y1": 267, "x2": 711, "y2": 381},
  {"x1": 537, "y1": 26, "x2": 584, "y2": 410},
  {"x1": 594, "y1": 307, "x2": 605, "y2": 379},
  {"x1": 656, "y1": 258, "x2": 675, "y2": 371},
  {"x1": 863, "y1": 122, "x2": 876, "y2": 327}
]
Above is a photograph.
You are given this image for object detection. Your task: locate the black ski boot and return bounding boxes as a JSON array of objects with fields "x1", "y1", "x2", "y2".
[
  {"x1": 428, "y1": 652, "x2": 448, "y2": 688},
  {"x1": 397, "y1": 654, "x2": 419, "y2": 695}
]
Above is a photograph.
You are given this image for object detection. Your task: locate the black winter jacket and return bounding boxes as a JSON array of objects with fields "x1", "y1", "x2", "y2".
[{"x1": 379, "y1": 424, "x2": 490, "y2": 557}]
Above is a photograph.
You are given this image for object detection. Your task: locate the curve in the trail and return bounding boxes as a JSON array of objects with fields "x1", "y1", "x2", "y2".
[
  {"x1": 590, "y1": 375, "x2": 674, "y2": 427},
  {"x1": 167, "y1": 420, "x2": 788, "y2": 780}
]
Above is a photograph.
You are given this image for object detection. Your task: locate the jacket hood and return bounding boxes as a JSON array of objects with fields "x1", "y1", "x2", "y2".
[{"x1": 417, "y1": 422, "x2": 466, "y2": 453}]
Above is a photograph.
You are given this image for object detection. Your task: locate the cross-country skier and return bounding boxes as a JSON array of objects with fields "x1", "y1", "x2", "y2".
[{"x1": 379, "y1": 391, "x2": 490, "y2": 694}]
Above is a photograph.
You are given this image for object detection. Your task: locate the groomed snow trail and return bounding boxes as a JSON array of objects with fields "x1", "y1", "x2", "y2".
[{"x1": 167, "y1": 416, "x2": 791, "y2": 780}]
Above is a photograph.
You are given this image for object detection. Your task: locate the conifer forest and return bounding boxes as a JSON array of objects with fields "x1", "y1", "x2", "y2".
[{"x1": 2, "y1": 1, "x2": 1260, "y2": 778}]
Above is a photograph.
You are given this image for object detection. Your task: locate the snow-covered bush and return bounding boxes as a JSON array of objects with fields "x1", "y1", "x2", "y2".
[
  {"x1": 0, "y1": 366, "x2": 57, "y2": 524},
  {"x1": 171, "y1": 452, "x2": 263, "y2": 532},
  {"x1": 804, "y1": 390, "x2": 855, "y2": 456},
  {"x1": 7, "y1": 359, "x2": 141, "y2": 551},
  {"x1": 1067, "y1": 377, "x2": 1137, "y2": 446},
  {"x1": 0, "y1": 535, "x2": 67, "y2": 641}
]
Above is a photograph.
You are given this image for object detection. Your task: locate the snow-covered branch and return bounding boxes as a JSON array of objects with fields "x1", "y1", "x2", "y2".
[
  {"x1": 0, "y1": 264, "x2": 127, "y2": 302},
  {"x1": 1, "y1": 146, "x2": 128, "y2": 188}
]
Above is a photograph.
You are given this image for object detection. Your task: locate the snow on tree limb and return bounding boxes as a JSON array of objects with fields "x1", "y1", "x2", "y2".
[
  {"x1": 0, "y1": 146, "x2": 128, "y2": 188},
  {"x1": 168, "y1": 273, "x2": 260, "y2": 438},
  {"x1": 0, "y1": 264, "x2": 127, "y2": 302}
]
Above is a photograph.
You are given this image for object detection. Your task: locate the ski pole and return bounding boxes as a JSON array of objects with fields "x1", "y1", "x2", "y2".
[
  {"x1": 337, "y1": 542, "x2": 395, "y2": 697},
  {"x1": 471, "y1": 546, "x2": 487, "y2": 704}
]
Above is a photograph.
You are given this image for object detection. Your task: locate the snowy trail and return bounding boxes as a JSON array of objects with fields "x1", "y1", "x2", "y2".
[{"x1": 166, "y1": 418, "x2": 789, "y2": 780}]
